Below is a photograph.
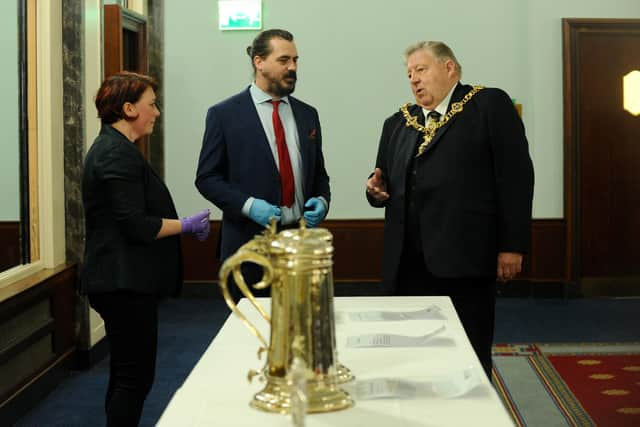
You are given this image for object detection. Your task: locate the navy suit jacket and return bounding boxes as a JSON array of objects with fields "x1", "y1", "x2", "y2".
[
  {"x1": 367, "y1": 83, "x2": 534, "y2": 288},
  {"x1": 196, "y1": 87, "x2": 330, "y2": 260}
]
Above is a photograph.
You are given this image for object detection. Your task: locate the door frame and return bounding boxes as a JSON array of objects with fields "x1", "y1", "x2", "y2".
[{"x1": 562, "y1": 18, "x2": 640, "y2": 286}]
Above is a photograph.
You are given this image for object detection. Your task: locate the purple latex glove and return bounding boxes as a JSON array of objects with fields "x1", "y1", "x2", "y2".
[{"x1": 180, "y1": 209, "x2": 210, "y2": 241}]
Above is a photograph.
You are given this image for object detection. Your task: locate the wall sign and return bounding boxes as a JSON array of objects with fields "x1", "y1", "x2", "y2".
[{"x1": 219, "y1": 0, "x2": 262, "y2": 31}]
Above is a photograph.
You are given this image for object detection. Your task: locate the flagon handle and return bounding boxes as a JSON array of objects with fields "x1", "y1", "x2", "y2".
[{"x1": 218, "y1": 242, "x2": 274, "y2": 348}]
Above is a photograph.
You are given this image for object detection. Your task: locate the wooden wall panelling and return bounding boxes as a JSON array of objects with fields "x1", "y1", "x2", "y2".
[
  {"x1": 180, "y1": 222, "x2": 221, "y2": 282},
  {"x1": 325, "y1": 220, "x2": 384, "y2": 282},
  {"x1": 0, "y1": 265, "x2": 77, "y2": 424},
  {"x1": 528, "y1": 219, "x2": 566, "y2": 281},
  {"x1": 181, "y1": 219, "x2": 564, "y2": 284}
]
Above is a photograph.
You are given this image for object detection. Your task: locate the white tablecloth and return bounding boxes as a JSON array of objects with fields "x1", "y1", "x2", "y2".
[{"x1": 157, "y1": 296, "x2": 514, "y2": 426}]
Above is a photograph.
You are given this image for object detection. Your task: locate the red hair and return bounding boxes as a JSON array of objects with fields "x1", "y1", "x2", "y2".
[{"x1": 95, "y1": 71, "x2": 158, "y2": 124}]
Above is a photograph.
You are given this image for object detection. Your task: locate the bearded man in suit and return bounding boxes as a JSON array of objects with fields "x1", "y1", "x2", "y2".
[
  {"x1": 196, "y1": 29, "x2": 330, "y2": 296},
  {"x1": 366, "y1": 41, "x2": 534, "y2": 377}
]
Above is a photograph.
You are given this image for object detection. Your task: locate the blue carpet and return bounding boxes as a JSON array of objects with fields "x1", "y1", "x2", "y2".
[
  {"x1": 16, "y1": 298, "x2": 230, "y2": 427},
  {"x1": 14, "y1": 297, "x2": 640, "y2": 426},
  {"x1": 494, "y1": 297, "x2": 640, "y2": 343}
]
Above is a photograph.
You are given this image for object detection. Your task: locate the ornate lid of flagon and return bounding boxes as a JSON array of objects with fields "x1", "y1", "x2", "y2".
[{"x1": 266, "y1": 219, "x2": 334, "y2": 257}]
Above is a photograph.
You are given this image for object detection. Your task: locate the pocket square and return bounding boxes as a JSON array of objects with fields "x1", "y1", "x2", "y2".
[{"x1": 309, "y1": 129, "x2": 317, "y2": 140}]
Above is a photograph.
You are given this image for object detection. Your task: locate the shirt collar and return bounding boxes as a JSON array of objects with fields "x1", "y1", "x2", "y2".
[
  {"x1": 422, "y1": 82, "x2": 457, "y2": 118},
  {"x1": 250, "y1": 82, "x2": 290, "y2": 105}
]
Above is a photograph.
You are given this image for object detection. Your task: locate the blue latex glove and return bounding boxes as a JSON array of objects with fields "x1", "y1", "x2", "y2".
[
  {"x1": 303, "y1": 197, "x2": 327, "y2": 228},
  {"x1": 249, "y1": 199, "x2": 281, "y2": 227},
  {"x1": 180, "y1": 209, "x2": 210, "y2": 241}
]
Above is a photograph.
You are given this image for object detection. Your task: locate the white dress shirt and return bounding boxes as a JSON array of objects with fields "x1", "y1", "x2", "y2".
[
  {"x1": 422, "y1": 83, "x2": 457, "y2": 124},
  {"x1": 242, "y1": 83, "x2": 304, "y2": 225}
]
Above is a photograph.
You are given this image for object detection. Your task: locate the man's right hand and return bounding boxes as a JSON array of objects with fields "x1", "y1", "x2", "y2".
[
  {"x1": 366, "y1": 168, "x2": 390, "y2": 201},
  {"x1": 249, "y1": 199, "x2": 281, "y2": 227}
]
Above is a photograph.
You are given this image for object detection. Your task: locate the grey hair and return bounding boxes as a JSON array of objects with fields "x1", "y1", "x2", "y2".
[{"x1": 404, "y1": 41, "x2": 462, "y2": 77}]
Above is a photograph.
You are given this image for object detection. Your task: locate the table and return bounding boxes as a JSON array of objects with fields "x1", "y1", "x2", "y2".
[{"x1": 158, "y1": 296, "x2": 514, "y2": 426}]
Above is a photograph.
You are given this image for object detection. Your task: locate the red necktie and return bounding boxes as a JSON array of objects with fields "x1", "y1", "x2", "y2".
[{"x1": 270, "y1": 100, "x2": 295, "y2": 207}]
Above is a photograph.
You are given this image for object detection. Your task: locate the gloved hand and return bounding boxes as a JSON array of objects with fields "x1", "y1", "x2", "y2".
[
  {"x1": 303, "y1": 197, "x2": 327, "y2": 228},
  {"x1": 249, "y1": 199, "x2": 281, "y2": 227},
  {"x1": 180, "y1": 209, "x2": 210, "y2": 241}
]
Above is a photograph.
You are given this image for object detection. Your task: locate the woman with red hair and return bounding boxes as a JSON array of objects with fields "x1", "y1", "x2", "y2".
[{"x1": 81, "y1": 71, "x2": 210, "y2": 426}]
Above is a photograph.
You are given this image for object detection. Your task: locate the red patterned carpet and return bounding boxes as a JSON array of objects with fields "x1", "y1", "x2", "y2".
[{"x1": 492, "y1": 343, "x2": 640, "y2": 427}]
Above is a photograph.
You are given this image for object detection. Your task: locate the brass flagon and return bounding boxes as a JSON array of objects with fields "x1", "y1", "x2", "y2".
[{"x1": 219, "y1": 219, "x2": 354, "y2": 414}]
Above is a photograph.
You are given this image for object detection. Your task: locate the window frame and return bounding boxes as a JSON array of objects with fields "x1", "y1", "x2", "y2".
[{"x1": 0, "y1": 0, "x2": 66, "y2": 298}]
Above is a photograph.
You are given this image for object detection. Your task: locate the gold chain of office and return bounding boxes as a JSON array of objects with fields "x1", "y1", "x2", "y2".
[{"x1": 400, "y1": 85, "x2": 484, "y2": 156}]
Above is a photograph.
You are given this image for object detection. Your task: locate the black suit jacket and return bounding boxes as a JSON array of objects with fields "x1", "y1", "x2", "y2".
[
  {"x1": 368, "y1": 83, "x2": 534, "y2": 288},
  {"x1": 80, "y1": 125, "x2": 182, "y2": 297},
  {"x1": 196, "y1": 87, "x2": 330, "y2": 261}
]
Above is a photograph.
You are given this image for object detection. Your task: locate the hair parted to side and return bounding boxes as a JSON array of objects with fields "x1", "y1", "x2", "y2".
[
  {"x1": 95, "y1": 71, "x2": 158, "y2": 124},
  {"x1": 405, "y1": 41, "x2": 462, "y2": 77},
  {"x1": 246, "y1": 29, "x2": 294, "y2": 75}
]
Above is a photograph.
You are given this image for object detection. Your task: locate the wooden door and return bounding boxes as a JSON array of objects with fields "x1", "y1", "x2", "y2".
[
  {"x1": 103, "y1": 4, "x2": 150, "y2": 158},
  {"x1": 563, "y1": 19, "x2": 640, "y2": 293}
]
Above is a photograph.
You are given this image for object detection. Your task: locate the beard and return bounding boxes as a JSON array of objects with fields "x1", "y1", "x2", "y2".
[{"x1": 263, "y1": 70, "x2": 297, "y2": 97}]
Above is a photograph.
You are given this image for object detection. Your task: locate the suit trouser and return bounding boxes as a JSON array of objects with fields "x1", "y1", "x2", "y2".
[
  {"x1": 89, "y1": 291, "x2": 159, "y2": 427},
  {"x1": 394, "y1": 244, "x2": 496, "y2": 379}
]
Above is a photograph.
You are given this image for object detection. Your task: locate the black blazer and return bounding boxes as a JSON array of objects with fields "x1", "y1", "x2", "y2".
[
  {"x1": 80, "y1": 125, "x2": 182, "y2": 297},
  {"x1": 196, "y1": 87, "x2": 330, "y2": 261},
  {"x1": 368, "y1": 83, "x2": 534, "y2": 287}
]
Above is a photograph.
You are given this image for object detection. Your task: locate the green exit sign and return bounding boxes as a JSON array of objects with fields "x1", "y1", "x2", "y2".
[{"x1": 219, "y1": 0, "x2": 262, "y2": 31}]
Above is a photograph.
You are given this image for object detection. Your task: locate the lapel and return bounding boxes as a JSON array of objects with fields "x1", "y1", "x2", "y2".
[
  {"x1": 289, "y1": 97, "x2": 311, "y2": 179},
  {"x1": 237, "y1": 87, "x2": 280, "y2": 173},
  {"x1": 396, "y1": 105, "x2": 425, "y2": 175},
  {"x1": 102, "y1": 125, "x2": 178, "y2": 217},
  {"x1": 418, "y1": 82, "x2": 469, "y2": 156}
]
